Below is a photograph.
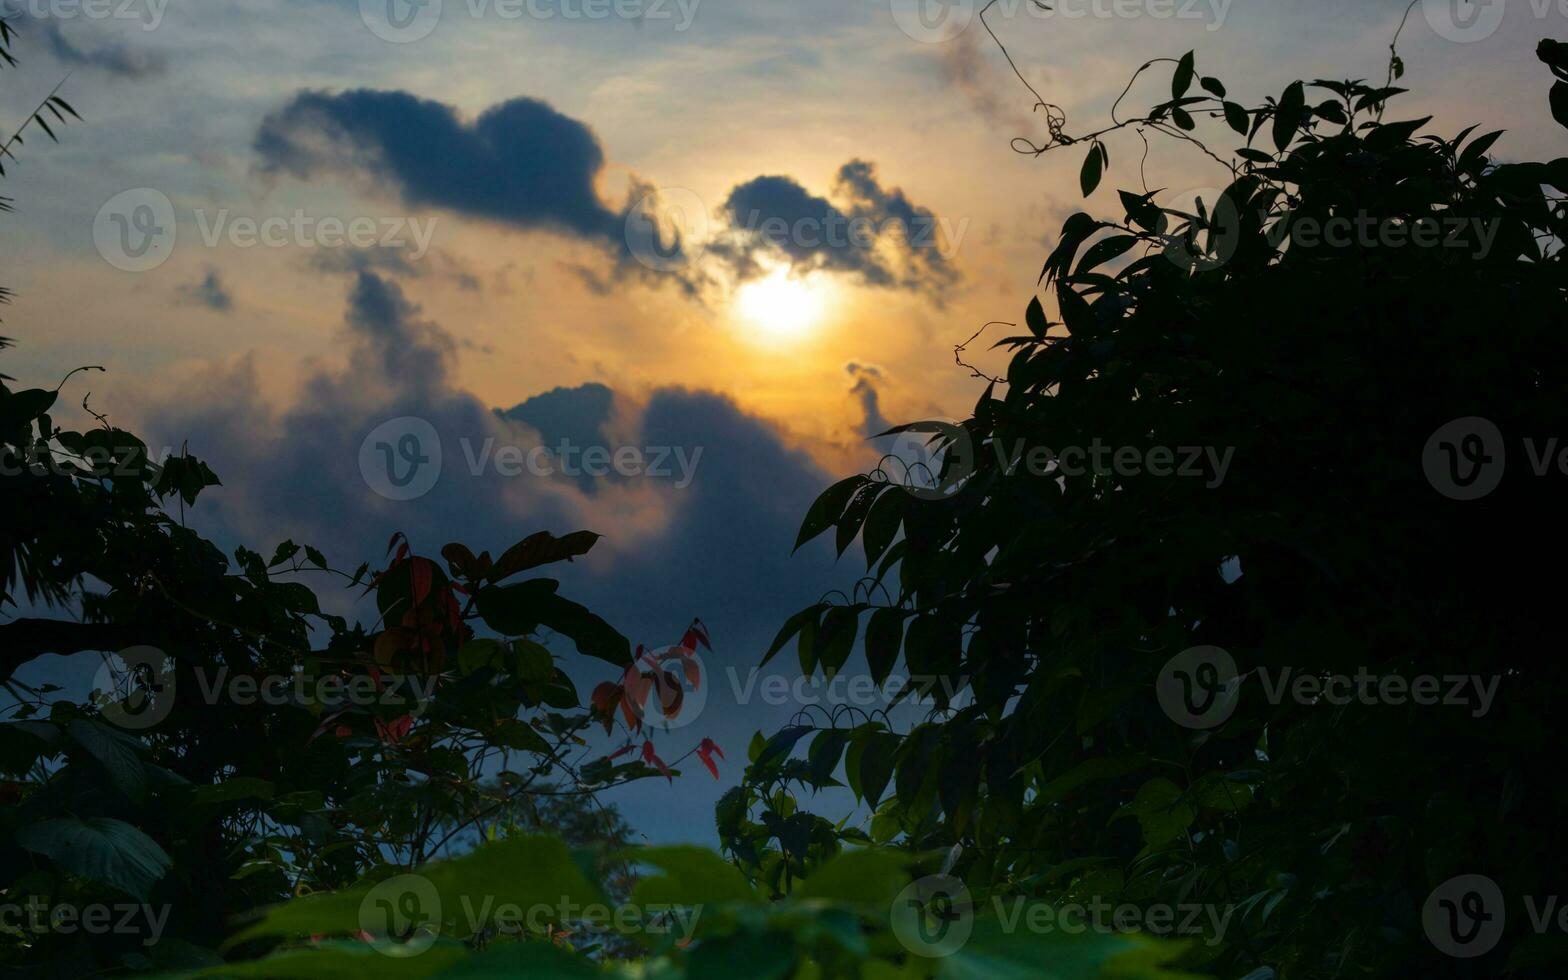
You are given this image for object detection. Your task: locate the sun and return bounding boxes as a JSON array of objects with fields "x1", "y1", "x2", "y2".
[{"x1": 733, "y1": 268, "x2": 830, "y2": 343}]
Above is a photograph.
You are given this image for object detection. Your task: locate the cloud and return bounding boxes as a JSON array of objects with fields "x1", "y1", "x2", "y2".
[
  {"x1": 709, "y1": 160, "x2": 961, "y2": 302},
  {"x1": 177, "y1": 268, "x2": 233, "y2": 313},
  {"x1": 939, "y1": 29, "x2": 1031, "y2": 131},
  {"x1": 253, "y1": 89, "x2": 696, "y2": 292},
  {"x1": 42, "y1": 22, "x2": 167, "y2": 79},
  {"x1": 846, "y1": 362, "x2": 891, "y2": 440}
]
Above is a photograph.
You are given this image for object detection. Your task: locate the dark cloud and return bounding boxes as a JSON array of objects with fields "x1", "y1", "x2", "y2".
[
  {"x1": 42, "y1": 22, "x2": 167, "y2": 79},
  {"x1": 309, "y1": 245, "x2": 481, "y2": 292},
  {"x1": 710, "y1": 160, "x2": 961, "y2": 302},
  {"x1": 253, "y1": 89, "x2": 696, "y2": 292},
  {"x1": 178, "y1": 268, "x2": 233, "y2": 313},
  {"x1": 846, "y1": 362, "x2": 891, "y2": 439}
]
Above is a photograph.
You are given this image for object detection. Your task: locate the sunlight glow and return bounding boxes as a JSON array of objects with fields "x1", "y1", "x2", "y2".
[{"x1": 733, "y1": 268, "x2": 830, "y2": 343}]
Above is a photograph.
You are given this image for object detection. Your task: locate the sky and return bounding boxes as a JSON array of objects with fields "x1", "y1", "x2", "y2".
[{"x1": 1, "y1": 0, "x2": 1562, "y2": 844}]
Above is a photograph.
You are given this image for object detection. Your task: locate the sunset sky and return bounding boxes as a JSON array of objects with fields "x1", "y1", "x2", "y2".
[{"x1": 3, "y1": 0, "x2": 1559, "y2": 841}]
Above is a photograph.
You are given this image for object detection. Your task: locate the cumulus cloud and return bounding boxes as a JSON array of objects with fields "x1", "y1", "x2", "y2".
[
  {"x1": 252, "y1": 89, "x2": 697, "y2": 292},
  {"x1": 709, "y1": 160, "x2": 961, "y2": 302}
]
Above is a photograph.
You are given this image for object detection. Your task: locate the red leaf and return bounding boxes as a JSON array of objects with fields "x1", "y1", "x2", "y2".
[
  {"x1": 681, "y1": 618, "x2": 711, "y2": 652},
  {"x1": 411, "y1": 558, "x2": 433, "y2": 607},
  {"x1": 641, "y1": 741, "x2": 672, "y2": 780},
  {"x1": 608, "y1": 744, "x2": 636, "y2": 760}
]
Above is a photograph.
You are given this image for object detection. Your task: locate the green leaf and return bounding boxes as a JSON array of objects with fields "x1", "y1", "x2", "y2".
[
  {"x1": 799, "y1": 848, "x2": 910, "y2": 906},
  {"x1": 795, "y1": 476, "x2": 867, "y2": 552},
  {"x1": 861, "y1": 487, "x2": 906, "y2": 568},
  {"x1": 16, "y1": 817, "x2": 172, "y2": 900},
  {"x1": 68, "y1": 719, "x2": 147, "y2": 803},
  {"x1": 229, "y1": 835, "x2": 607, "y2": 947},
  {"x1": 687, "y1": 932, "x2": 794, "y2": 980},
  {"x1": 623, "y1": 845, "x2": 756, "y2": 906},
  {"x1": 864, "y1": 607, "x2": 905, "y2": 687}
]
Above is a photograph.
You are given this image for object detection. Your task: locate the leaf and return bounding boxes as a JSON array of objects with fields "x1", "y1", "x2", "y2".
[
  {"x1": 1223, "y1": 101, "x2": 1250, "y2": 135},
  {"x1": 473, "y1": 578, "x2": 561, "y2": 635},
  {"x1": 192, "y1": 778, "x2": 275, "y2": 806},
  {"x1": 229, "y1": 834, "x2": 607, "y2": 947},
  {"x1": 1200, "y1": 75, "x2": 1226, "y2": 98},
  {"x1": 1080, "y1": 141, "x2": 1106, "y2": 197},
  {"x1": 795, "y1": 476, "x2": 867, "y2": 552},
  {"x1": 623, "y1": 845, "x2": 756, "y2": 906},
  {"x1": 68, "y1": 719, "x2": 147, "y2": 803},
  {"x1": 762, "y1": 604, "x2": 825, "y2": 668},
  {"x1": 856, "y1": 731, "x2": 900, "y2": 808},
  {"x1": 488, "y1": 530, "x2": 601, "y2": 582},
  {"x1": 799, "y1": 848, "x2": 910, "y2": 906},
  {"x1": 534, "y1": 594, "x2": 632, "y2": 668},
  {"x1": 1552, "y1": 82, "x2": 1568, "y2": 132},
  {"x1": 861, "y1": 487, "x2": 906, "y2": 568},
  {"x1": 686, "y1": 932, "x2": 795, "y2": 980},
  {"x1": 16, "y1": 817, "x2": 172, "y2": 900},
  {"x1": 1075, "y1": 234, "x2": 1140, "y2": 275},
  {"x1": 1171, "y1": 51, "x2": 1196, "y2": 100},
  {"x1": 864, "y1": 607, "x2": 905, "y2": 688},
  {"x1": 1273, "y1": 81, "x2": 1306, "y2": 152}
]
